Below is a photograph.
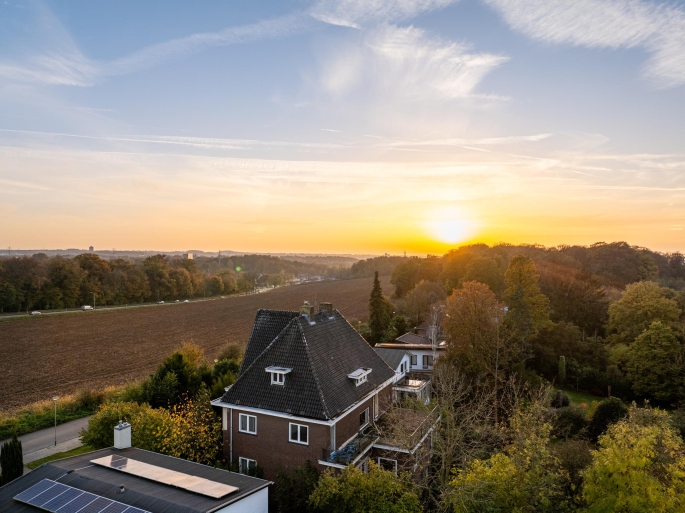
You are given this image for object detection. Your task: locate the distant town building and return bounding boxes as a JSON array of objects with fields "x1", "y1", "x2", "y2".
[
  {"x1": 88, "y1": 246, "x2": 94, "y2": 252},
  {"x1": 183, "y1": 252, "x2": 193, "y2": 260}
]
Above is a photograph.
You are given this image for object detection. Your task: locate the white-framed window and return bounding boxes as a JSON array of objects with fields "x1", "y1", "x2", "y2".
[
  {"x1": 289, "y1": 423, "x2": 309, "y2": 445},
  {"x1": 348, "y1": 368, "x2": 371, "y2": 387},
  {"x1": 360, "y1": 407, "x2": 369, "y2": 428},
  {"x1": 374, "y1": 394, "x2": 379, "y2": 419},
  {"x1": 265, "y1": 366, "x2": 291, "y2": 385},
  {"x1": 239, "y1": 413, "x2": 257, "y2": 434},
  {"x1": 422, "y1": 355, "x2": 433, "y2": 369},
  {"x1": 378, "y1": 457, "x2": 398, "y2": 474},
  {"x1": 239, "y1": 457, "x2": 257, "y2": 474}
]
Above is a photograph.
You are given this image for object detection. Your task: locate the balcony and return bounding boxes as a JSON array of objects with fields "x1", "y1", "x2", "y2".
[
  {"x1": 322, "y1": 428, "x2": 379, "y2": 466},
  {"x1": 374, "y1": 406, "x2": 439, "y2": 452}
]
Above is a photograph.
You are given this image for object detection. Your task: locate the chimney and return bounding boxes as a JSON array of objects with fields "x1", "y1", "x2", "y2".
[
  {"x1": 300, "y1": 301, "x2": 315, "y2": 321},
  {"x1": 319, "y1": 302, "x2": 333, "y2": 316},
  {"x1": 114, "y1": 420, "x2": 131, "y2": 449}
]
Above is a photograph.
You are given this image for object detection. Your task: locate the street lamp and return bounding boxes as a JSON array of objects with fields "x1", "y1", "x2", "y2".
[
  {"x1": 92, "y1": 292, "x2": 96, "y2": 310},
  {"x1": 52, "y1": 396, "x2": 59, "y2": 446}
]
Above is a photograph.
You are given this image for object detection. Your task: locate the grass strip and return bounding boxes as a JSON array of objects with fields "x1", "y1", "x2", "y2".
[{"x1": 26, "y1": 445, "x2": 93, "y2": 469}]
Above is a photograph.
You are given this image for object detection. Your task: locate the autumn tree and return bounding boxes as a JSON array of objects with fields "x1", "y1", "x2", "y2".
[
  {"x1": 368, "y1": 271, "x2": 393, "y2": 345},
  {"x1": 309, "y1": 462, "x2": 422, "y2": 513},
  {"x1": 504, "y1": 256, "x2": 551, "y2": 340},
  {"x1": 463, "y1": 256, "x2": 505, "y2": 297},
  {"x1": 607, "y1": 281, "x2": 681, "y2": 346},
  {"x1": 582, "y1": 406, "x2": 685, "y2": 512},
  {"x1": 625, "y1": 321, "x2": 684, "y2": 402},
  {"x1": 402, "y1": 280, "x2": 446, "y2": 325}
]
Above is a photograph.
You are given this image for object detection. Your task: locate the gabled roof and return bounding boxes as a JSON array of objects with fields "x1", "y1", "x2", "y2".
[
  {"x1": 221, "y1": 309, "x2": 395, "y2": 420},
  {"x1": 240, "y1": 309, "x2": 299, "y2": 372},
  {"x1": 396, "y1": 332, "x2": 431, "y2": 345},
  {"x1": 374, "y1": 348, "x2": 410, "y2": 371}
]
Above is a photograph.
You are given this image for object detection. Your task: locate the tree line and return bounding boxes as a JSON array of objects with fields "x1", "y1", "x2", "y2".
[{"x1": 0, "y1": 252, "x2": 348, "y2": 312}]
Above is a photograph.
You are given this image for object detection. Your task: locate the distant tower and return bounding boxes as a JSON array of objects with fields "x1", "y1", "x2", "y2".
[
  {"x1": 183, "y1": 253, "x2": 193, "y2": 260},
  {"x1": 89, "y1": 246, "x2": 94, "y2": 252}
]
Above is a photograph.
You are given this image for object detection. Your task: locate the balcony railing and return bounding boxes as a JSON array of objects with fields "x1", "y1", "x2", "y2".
[{"x1": 322, "y1": 429, "x2": 378, "y2": 465}]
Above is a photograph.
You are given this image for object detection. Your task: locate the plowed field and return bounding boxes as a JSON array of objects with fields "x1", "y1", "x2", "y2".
[{"x1": 0, "y1": 277, "x2": 388, "y2": 411}]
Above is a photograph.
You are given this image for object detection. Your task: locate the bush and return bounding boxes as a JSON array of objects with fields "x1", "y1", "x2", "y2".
[
  {"x1": 210, "y1": 373, "x2": 235, "y2": 400},
  {"x1": 670, "y1": 410, "x2": 685, "y2": 439},
  {"x1": 588, "y1": 397, "x2": 629, "y2": 442},
  {"x1": 0, "y1": 435, "x2": 23, "y2": 485},
  {"x1": 274, "y1": 461, "x2": 320, "y2": 513},
  {"x1": 212, "y1": 358, "x2": 240, "y2": 380},
  {"x1": 552, "y1": 406, "x2": 588, "y2": 439},
  {"x1": 216, "y1": 343, "x2": 243, "y2": 362},
  {"x1": 550, "y1": 390, "x2": 571, "y2": 408},
  {"x1": 80, "y1": 402, "x2": 154, "y2": 449},
  {"x1": 551, "y1": 439, "x2": 593, "y2": 495}
]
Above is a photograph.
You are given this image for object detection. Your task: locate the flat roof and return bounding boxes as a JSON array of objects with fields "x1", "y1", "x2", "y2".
[{"x1": 0, "y1": 447, "x2": 271, "y2": 513}]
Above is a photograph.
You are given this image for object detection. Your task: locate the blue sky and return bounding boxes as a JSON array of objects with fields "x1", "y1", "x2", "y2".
[{"x1": 1, "y1": 0, "x2": 685, "y2": 254}]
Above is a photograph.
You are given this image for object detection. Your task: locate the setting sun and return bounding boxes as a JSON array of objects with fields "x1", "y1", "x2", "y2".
[{"x1": 425, "y1": 208, "x2": 478, "y2": 245}]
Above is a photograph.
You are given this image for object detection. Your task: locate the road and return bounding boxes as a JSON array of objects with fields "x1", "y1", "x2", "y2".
[
  {"x1": 0, "y1": 287, "x2": 278, "y2": 320},
  {"x1": 0, "y1": 416, "x2": 90, "y2": 465}
]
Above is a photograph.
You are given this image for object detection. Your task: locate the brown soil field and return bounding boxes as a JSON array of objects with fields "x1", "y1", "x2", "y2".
[{"x1": 0, "y1": 276, "x2": 389, "y2": 411}]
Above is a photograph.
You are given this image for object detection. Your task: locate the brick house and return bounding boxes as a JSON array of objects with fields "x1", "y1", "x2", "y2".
[{"x1": 212, "y1": 303, "x2": 439, "y2": 481}]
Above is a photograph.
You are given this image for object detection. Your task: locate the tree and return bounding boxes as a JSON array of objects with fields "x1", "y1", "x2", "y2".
[
  {"x1": 448, "y1": 397, "x2": 570, "y2": 512},
  {"x1": 625, "y1": 321, "x2": 683, "y2": 402},
  {"x1": 368, "y1": 271, "x2": 393, "y2": 345},
  {"x1": 159, "y1": 387, "x2": 222, "y2": 465},
  {"x1": 558, "y1": 356, "x2": 566, "y2": 385},
  {"x1": 0, "y1": 435, "x2": 23, "y2": 485},
  {"x1": 391, "y1": 258, "x2": 423, "y2": 298},
  {"x1": 274, "y1": 461, "x2": 320, "y2": 513},
  {"x1": 47, "y1": 256, "x2": 83, "y2": 308},
  {"x1": 142, "y1": 254, "x2": 174, "y2": 300},
  {"x1": 581, "y1": 406, "x2": 685, "y2": 512},
  {"x1": 587, "y1": 397, "x2": 629, "y2": 443},
  {"x1": 0, "y1": 282, "x2": 21, "y2": 312},
  {"x1": 309, "y1": 462, "x2": 423, "y2": 513},
  {"x1": 607, "y1": 281, "x2": 681, "y2": 346},
  {"x1": 504, "y1": 256, "x2": 551, "y2": 342},
  {"x1": 402, "y1": 280, "x2": 446, "y2": 325},
  {"x1": 205, "y1": 275, "x2": 224, "y2": 296},
  {"x1": 463, "y1": 256, "x2": 505, "y2": 297}
]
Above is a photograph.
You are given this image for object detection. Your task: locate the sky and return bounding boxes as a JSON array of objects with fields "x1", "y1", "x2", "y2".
[{"x1": 1, "y1": 0, "x2": 685, "y2": 255}]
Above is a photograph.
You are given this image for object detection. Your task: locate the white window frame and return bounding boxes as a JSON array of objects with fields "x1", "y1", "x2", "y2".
[
  {"x1": 271, "y1": 372, "x2": 286, "y2": 385},
  {"x1": 360, "y1": 407, "x2": 369, "y2": 429},
  {"x1": 378, "y1": 457, "x2": 398, "y2": 474},
  {"x1": 239, "y1": 457, "x2": 257, "y2": 474},
  {"x1": 289, "y1": 422, "x2": 309, "y2": 445},
  {"x1": 355, "y1": 374, "x2": 368, "y2": 386},
  {"x1": 238, "y1": 413, "x2": 257, "y2": 435}
]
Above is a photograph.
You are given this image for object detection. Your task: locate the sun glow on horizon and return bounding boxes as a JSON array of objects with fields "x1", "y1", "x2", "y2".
[{"x1": 424, "y1": 207, "x2": 479, "y2": 245}]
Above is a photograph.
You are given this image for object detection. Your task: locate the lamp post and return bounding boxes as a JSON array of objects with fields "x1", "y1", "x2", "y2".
[
  {"x1": 92, "y1": 292, "x2": 96, "y2": 310},
  {"x1": 52, "y1": 396, "x2": 59, "y2": 446}
]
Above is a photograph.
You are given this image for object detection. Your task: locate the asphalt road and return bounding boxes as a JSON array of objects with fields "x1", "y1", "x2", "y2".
[{"x1": 1, "y1": 416, "x2": 91, "y2": 456}]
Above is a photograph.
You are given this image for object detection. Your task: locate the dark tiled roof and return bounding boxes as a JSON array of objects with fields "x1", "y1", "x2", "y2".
[
  {"x1": 396, "y1": 332, "x2": 431, "y2": 345},
  {"x1": 221, "y1": 310, "x2": 395, "y2": 420},
  {"x1": 240, "y1": 309, "x2": 299, "y2": 372},
  {"x1": 0, "y1": 447, "x2": 270, "y2": 513},
  {"x1": 374, "y1": 348, "x2": 409, "y2": 371}
]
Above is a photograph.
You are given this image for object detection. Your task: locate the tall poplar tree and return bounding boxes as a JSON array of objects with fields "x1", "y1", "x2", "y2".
[{"x1": 368, "y1": 272, "x2": 392, "y2": 346}]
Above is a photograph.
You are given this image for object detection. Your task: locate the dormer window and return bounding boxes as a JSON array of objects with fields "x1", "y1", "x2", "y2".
[
  {"x1": 348, "y1": 368, "x2": 372, "y2": 387},
  {"x1": 265, "y1": 366, "x2": 292, "y2": 385}
]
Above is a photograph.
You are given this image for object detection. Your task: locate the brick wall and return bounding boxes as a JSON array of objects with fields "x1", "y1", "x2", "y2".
[{"x1": 225, "y1": 409, "x2": 330, "y2": 481}]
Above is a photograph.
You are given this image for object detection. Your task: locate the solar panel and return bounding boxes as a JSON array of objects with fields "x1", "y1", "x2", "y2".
[
  {"x1": 13, "y1": 479, "x2": 151, "y2": 513},
  {"x1": 91, "y1": 455, "x2": 239, "y2": 499}
]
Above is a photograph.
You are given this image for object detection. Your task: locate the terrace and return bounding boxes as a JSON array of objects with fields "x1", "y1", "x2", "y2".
[
  {"x1": 321, "y1": 428, "x2": 379, "y2": 466},
  {"x1": 374, "y1": 406, "x2": 440, "y2": 452}
]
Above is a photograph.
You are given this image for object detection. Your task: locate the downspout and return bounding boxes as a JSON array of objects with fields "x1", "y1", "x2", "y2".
[{"x1": 229, "y1": 408, "x2": 233, "y2": 463}]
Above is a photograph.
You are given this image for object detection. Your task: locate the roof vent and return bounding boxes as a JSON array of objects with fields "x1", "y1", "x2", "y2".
[{"x1": 114, "y1": 420, "x2": 131, "y2": 449}]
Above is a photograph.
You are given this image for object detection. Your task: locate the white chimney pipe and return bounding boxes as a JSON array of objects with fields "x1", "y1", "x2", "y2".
[{"x1": 114, "y1": 420, "x2": 131, "y2": 449}]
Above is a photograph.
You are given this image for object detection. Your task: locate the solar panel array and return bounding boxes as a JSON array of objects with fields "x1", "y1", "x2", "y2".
[
  {"x1": 13, "y1": 479, "x2": 150, "y2": 513},
  {"x1": 90, "y1": 455, "x2": 238, "y2": 499}
]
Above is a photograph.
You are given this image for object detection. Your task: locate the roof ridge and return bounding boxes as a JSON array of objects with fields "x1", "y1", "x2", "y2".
[{"x1": 297, "y1": 320, "x2": 333, "y2": 420}]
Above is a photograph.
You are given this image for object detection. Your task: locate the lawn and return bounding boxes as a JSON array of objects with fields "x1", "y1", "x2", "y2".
[
  {"x1": 563, "y1": 388, "x2": 603, "y2": 406},
  {"x1": 26, "y1": 445, "x2": 93, "y2": 470}
]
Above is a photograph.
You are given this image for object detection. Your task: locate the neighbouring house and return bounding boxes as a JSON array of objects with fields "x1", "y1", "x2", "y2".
[
  {"x1": 0, "y1": 423, "x2": 271, "y2": 513},
  {"x1": 375, "y1": 330, "x2": 446, "y2": 372},
  {"x1": 374, "y1": 348, "x2": 431, "y2": 405},
  {"x1": 212, "y1": 302, "x2": 439, "y2": 481}
]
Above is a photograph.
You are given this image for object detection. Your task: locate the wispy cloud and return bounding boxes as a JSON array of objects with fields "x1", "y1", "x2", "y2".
[
  {"x1": 309, "y1": 0, "x2": 458, "y2": 28},
  {"x1": 320, "y1": 24, "x2": 507, "y2": 100},
  {"x1": 484, "y1": 0, "x2": 685, "y2": 88},
  {"x1": 0, "y1": 5, "x2": 312, "y2": 87}
]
